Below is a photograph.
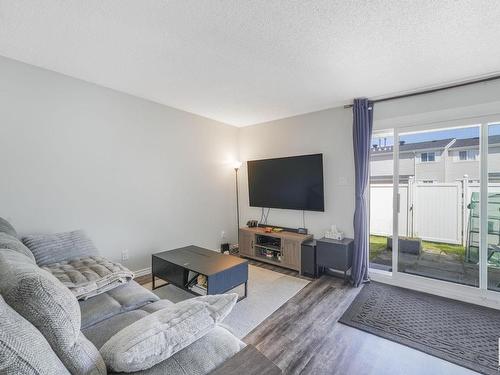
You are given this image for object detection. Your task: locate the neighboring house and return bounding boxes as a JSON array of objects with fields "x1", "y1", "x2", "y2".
[
  {"x1": 446, "y1": 138, "x2": 481, "y2": 182},
  {"x1": 370, "y1": 135, "x2": 500, "y2": 183},
  {"x1": 370, "y1": 138, "x2": 455, "y2": 183}
]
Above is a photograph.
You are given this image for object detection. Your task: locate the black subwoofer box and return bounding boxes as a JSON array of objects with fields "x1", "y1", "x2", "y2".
[{"x1": 301, "y1": 239, "x2": 317, "y2": 278}]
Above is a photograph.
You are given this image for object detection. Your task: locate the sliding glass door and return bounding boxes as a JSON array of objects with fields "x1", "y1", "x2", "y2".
[
  {"x1": 395, "y1": 125, "x2": 480, "y2": 287},
  {"x1": 370, "y1": 117, "x2": 500, "y2": 298}
]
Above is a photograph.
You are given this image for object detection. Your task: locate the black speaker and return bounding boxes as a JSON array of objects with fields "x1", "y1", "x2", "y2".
[
  {"x1": 301, "y1": 239, "x2": 317, "y2": 278},
  {"x1": 220, "y1": 243, "x2": 230, "y2": 253}
]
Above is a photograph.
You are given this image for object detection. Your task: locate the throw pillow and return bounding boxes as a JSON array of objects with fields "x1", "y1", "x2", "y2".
[
  {"x1": 100, "y1": 293, "x2": 238, "y2": 372},
  {"x1": 22, "y1": 229, "x2": 99, "y2": 266}
]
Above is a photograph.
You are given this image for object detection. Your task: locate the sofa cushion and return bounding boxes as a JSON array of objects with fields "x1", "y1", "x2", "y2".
[
  {"x1": 109, "y1": 326, "x2": 245, "y2": 375},
  {"x1": 80, "y1": 280, "x2": 159, "y2": 329},
  {"x1": 80, "y1": 293, "x2": 123, "y2": 329},
  {"x1": 82, "y1": 299, "x2": 175, "y2": 348},
  {"x1": 140, "y1": 299, "x2": 175, "y2": 313},
  {"x1": 0, "y1": 250, "x2": 106, "y2": 375},
  {"x1": 0, "y1": 233, "x2": 36, "y2": 263},
  {"x1": 42, "y1": 255, "x2": 134, "y2": 300},
  {"x1": 84, "y1": 310, "x2": 151, "y2": 349},
  {"x1": 0, "y1": 216, "x2": 17, "y2": 237},
  {"x1": 108, "y1": 279, "x2": 160, "y2": 310},
  {"x1": 0, "y1": 295, "x2": 71, "y2": 375},
  {"x1": 100, "y1": 293, "x2": 238, "y2": 372},
  {"x1": 22, "y1": 229, "x2": 99, "y2": 266}
]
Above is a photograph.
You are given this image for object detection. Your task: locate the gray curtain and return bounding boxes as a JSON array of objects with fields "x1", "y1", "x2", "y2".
[{"x1": 351, "y1": 98, "x2": 373, "y2": 287}]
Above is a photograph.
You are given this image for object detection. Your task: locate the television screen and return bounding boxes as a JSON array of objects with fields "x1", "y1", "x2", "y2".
[{"x1": 247, "y1": 154, "x2": 324, "y2": 211}]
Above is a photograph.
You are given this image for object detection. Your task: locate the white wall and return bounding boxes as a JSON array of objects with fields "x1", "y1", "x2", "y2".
[
  {"x1": 0, "y1": 56, "x2": 239, "y2": 271},
  {"x1": 238, "y1": 108, "x2": 355, "y2": 239}
]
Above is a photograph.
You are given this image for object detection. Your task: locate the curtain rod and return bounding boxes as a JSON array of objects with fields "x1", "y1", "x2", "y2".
[{"x1": 344, "y1": 74, "x2": 500, "y2": 109}]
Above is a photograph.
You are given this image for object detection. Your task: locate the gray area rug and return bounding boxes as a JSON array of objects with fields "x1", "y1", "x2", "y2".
[
  {"x1": 151, "y1": 265, "x2": 309, "y2": 339},
  {"x1": 339, "y1": 282, "x2": 500, "y2": 375}
]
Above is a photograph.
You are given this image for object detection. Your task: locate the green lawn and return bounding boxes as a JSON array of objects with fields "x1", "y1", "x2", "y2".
[
  {"x1": 369, "y1": 235, "x2": 465, "y2": 261},
  {"x1": 369, "y1": 235, "x2": 388, "y2": 260}
]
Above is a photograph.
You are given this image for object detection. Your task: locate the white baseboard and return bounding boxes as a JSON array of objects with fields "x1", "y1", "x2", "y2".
[{"x1": 134, "y1": 267, "x2": 151, "y2": 277}]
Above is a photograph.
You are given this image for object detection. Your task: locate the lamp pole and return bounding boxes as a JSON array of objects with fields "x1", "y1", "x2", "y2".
[{"x1": 235, "y1": 166, "x2": 240, "y2": 244}]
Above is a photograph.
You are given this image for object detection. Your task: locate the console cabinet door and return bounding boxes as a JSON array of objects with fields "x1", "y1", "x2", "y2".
[
  {"x1": 239, "y1": 230, "x2": 254, "y2": 256},
  {"x1": 283, "y1": 239, "x2": 300, "y2": 270}
]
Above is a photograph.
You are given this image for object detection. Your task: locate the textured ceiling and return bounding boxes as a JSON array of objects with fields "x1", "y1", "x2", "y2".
[{"x1": 1, "y1": 1, "x2": 500, "y2": 126}]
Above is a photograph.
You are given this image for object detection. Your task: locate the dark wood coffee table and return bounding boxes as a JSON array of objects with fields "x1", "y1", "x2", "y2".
[{"x1": 152, "y1": 245, "x2": 248, "y2": 301}]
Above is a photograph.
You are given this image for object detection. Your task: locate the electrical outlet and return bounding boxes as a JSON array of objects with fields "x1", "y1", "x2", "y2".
[
  {"x1": 121, "y1": 249, "x2": 129, "y2": 261},
  {"x1": 220, "y1": 230, "x2": 226, "y2": 240}
]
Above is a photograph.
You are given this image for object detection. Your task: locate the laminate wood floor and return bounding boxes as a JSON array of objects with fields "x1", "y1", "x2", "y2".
[{"x1": 243, "y1": 274, "x2": 478, "y2": 375}]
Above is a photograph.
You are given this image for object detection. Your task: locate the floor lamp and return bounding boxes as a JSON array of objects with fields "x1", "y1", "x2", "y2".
[{"x1": 234, "y1": 161, "x2": 242, "y2": 246}]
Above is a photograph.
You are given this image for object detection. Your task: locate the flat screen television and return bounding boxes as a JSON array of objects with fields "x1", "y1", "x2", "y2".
[{"x1": 247, "y1": 154, "x2": 324, "y2": 211}]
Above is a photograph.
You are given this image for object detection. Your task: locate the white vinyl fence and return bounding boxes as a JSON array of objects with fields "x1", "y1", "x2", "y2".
[{"x1": 370, "y1": 179, "x2": 500, "y2": 245}]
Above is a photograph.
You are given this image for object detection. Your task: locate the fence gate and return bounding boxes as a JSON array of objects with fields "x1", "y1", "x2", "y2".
[{"x1": 412, "y1": 182, "x2": 462, "y2": 245}]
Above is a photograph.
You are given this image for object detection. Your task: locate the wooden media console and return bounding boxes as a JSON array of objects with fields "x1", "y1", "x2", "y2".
[{"x1": 239, "y1": 227, "x2": 313, "y2": 273}]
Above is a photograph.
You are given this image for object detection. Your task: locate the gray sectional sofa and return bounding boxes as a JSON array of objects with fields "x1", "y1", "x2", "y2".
[{"x1": 0, "y1": 217, "x2": 245, "y2": 374}]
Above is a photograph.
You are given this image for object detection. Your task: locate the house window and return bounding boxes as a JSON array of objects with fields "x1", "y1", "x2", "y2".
[
  {"x1": 458, "y1": 150, "x2": 478, "y2": 161},
  {"x1": 420, "y1": 152, "x2": 436, "y2": 162}
]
